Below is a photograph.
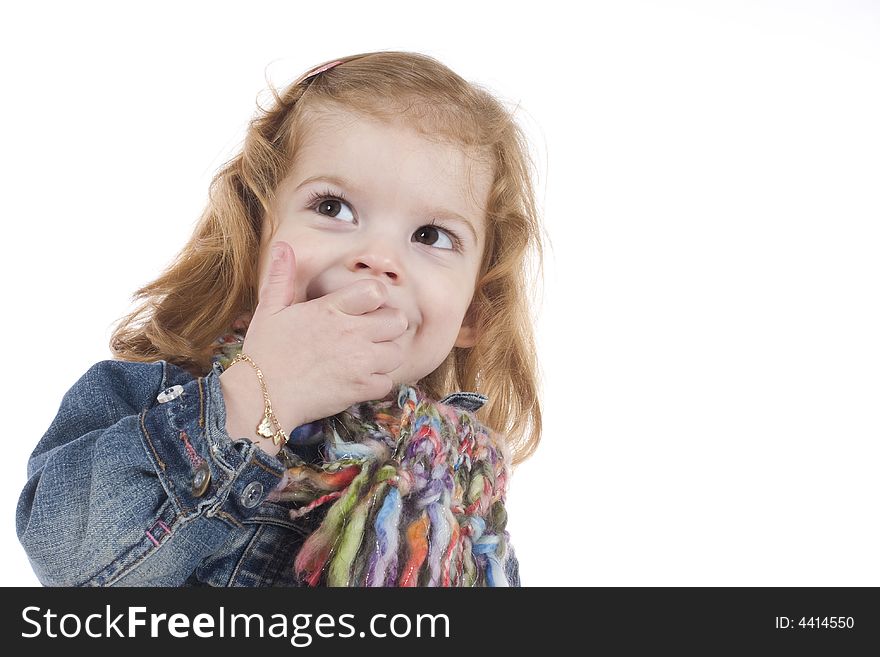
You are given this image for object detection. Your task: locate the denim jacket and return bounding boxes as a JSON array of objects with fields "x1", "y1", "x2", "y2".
[{"x1": 16, "y1": 358, "x2": 521, "y2": 587}]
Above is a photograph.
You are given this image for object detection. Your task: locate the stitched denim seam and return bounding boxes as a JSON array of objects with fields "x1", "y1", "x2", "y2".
[
  {"x1": 242, "y1": 515, "x2": 312, "y2": 536},
  {"x1": 252, "y1": 458, "x2": 283, "y2": 477},
  {"x1": 214, "y1": 510, "x2": 243, "y2": 528},
  {"x1": 197, "y1": 375, "x2": 205, "y2": 429},
  {"x1": 139, "y1": 410, "x2": 167, "y2": 472},
  {"x1": 139, "y1": 409, "x2": 192, "y2": 515}
]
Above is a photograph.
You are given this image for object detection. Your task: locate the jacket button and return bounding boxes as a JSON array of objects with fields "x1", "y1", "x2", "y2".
[
  {"x1": 190, "y1": 462, "x2": 211, "y2": 497},
  {"x1": 241, "y1": 481, "x2": 265, "y2": 509},
  {"x1": 157, "y1": 385, "x2": 184, "y2": 403}
]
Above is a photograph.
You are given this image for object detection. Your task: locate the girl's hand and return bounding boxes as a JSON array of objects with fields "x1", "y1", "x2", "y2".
[{"x1": 235, "y1": 240, "x2": 408, "y2": 431}]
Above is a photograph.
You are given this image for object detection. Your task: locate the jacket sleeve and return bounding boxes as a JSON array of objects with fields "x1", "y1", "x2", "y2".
[{"x1": 16, "y1": 358, "x2": 286, "y2": 586}]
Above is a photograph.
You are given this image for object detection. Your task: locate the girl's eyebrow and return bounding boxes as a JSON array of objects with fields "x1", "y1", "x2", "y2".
[
  {"x1": 296, "y1": 174, "x2": 361, "y2": 194},
  {"x1": 295, "y1": 174, "x2": 478, "y2": 244}
]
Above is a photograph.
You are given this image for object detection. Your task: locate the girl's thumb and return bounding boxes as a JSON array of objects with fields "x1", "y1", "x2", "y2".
[{"x1": 261, "y1": 240, "x2": 297, "y2": 311}]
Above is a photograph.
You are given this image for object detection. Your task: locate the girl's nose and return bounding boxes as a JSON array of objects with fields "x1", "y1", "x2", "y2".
[{"x1": 350, "y1": 250, "x2": 401, "y2": 282}]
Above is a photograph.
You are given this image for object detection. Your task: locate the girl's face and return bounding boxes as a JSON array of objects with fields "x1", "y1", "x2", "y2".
[{"x1": 258, "y1": 106, "x2": 492, "y2": 386}]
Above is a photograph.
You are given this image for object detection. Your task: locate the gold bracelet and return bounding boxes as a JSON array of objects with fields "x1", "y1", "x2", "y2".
[{"x1": 227, "y1": 352, "x2": 289, "y2": 448}]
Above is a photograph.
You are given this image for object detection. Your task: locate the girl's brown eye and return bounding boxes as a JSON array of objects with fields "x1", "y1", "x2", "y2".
[
  {"x1": 413, "y1": 225, "x2": 455, "y2": 250},
  {"x1": 318, "y1": 199, "x2": 340, "y2": 216},
  {"x1": 310, "y1": 195, "x2": 355, "y2": 223}
]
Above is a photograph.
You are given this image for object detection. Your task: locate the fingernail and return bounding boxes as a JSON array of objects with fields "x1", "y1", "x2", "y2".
[{"x1": 271, "y1": 243, "x2": 285, "y2": 261}]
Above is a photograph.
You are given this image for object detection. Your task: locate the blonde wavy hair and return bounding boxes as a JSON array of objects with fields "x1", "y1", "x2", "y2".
[{"x1": 109, "y1": 50, "x2": 545, "y2": 467}]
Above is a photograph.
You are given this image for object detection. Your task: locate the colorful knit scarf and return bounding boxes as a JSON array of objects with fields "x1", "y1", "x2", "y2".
[{"x1": 211, "y1": 313, "x2": 514, "y2": 587}]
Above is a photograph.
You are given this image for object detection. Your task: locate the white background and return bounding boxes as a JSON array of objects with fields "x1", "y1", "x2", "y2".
[{"x1": 2, "y1": 0, "x2": 878, "y2": 586}]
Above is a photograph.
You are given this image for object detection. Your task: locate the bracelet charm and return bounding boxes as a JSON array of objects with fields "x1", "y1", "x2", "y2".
[{"x1": 228, "y1": 352, "x2": 289, "y2": 448}]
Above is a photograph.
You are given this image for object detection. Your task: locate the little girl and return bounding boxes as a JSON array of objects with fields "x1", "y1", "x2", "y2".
[{"x1": 16, "y1": 50, "x2": 544, "y2": 587}]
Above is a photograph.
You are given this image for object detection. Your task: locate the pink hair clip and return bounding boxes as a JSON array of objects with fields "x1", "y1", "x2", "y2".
[{"x1": 302, "y1": 59, "x2": 343, "y2": 82}]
